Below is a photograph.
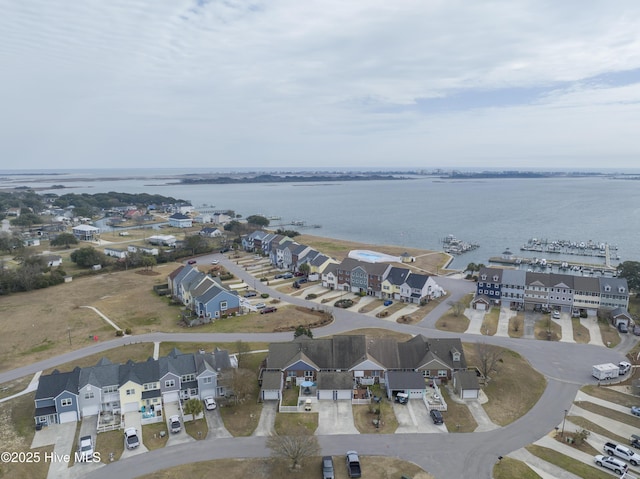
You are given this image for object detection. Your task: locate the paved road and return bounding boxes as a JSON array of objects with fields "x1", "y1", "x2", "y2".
[{"x1": 2, "y1": 252, "x2": 633, "y2": 479}]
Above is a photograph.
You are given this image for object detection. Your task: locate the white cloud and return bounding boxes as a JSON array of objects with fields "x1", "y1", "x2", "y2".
[{"x1": 2, "y1": 0, "x2": 640, "y2": 169}]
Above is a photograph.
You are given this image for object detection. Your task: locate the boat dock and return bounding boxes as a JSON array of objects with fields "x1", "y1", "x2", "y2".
[
  {"x1": 489, "y1": 255, "x2": 618, "y2": 275},
  {"x1": 441, "y1": 234, "x2": 480, "y2": 255},
  {"x1": 520, "y1": 238, "x2": 619, "y2": 261}
]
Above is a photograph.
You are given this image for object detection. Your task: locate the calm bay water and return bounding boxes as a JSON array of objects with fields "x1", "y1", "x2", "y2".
[{"x1": 3, "y1": 171, "x2": 639, "y2": 269}]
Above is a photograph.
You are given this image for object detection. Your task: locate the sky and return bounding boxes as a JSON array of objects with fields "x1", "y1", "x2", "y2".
[{"x1": 2, "y1": 1, "x2": 640, "y2": 170}]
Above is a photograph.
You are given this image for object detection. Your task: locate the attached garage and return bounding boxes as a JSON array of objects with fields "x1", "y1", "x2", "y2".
[
  {"x1": 162, "y1": 391, "x2": 180, "y2": 404},
  {"x1": 316, "y1": 372, "x2": 353, "y2": 401},
  {"x1": 453, "y1": 370, "x2": 480, "y2": 400},
  {"x1": 472, "y1": 295, "x2": 490, "y2": 311},
  {"x1": 261, "y1": 390, "x2": 280, "y2": 401},
  {"x1": 59, "y1": 411, "x2": 78, "y2": 423},
  {"x1": 123, "y1": 402, "x2": 139, "y2": 413},
  {"x1": 260, "y1": 371, "x2": 282, "y2": 402},
  {"x1": 385, "y1": 371, "x2": 426, "y2": 400},
  {"x1": 82, "y1": 405, "x2": 99, "y2": 417}
]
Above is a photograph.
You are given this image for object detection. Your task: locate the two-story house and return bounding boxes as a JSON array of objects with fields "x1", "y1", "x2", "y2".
[{"x1": 34, "y1": 368, "x2": 81, "y2": 426}]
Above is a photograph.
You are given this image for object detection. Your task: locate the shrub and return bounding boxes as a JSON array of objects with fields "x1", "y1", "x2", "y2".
[
  {"x1": 261, "y1": 293, "x2": 270, "y2": 299},
  {"x1": 125, "y1": 328, "x2": 132, "y2": 335},
  {"x1": 116, "y1": 330, "x2": 124, "y2": 337},
  {"x1": 306, "y1": 293, "x2": 317, "y2": 300}
]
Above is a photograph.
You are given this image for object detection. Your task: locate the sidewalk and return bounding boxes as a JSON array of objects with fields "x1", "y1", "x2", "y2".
[
  {"x1": 509, "y1": 447, "x2": 583, "y2": 479},
  {"x1": 0, "y1": 371, "x2": 42, "y2": 403}
]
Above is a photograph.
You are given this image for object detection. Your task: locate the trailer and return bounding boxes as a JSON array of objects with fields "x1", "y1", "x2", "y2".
[{"x1": 592, "y1": 363, "x2": 620, "y2": 380}]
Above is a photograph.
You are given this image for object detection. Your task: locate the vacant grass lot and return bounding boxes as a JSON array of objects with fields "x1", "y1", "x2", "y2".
[
  {"x1": 525, "y1": 445, "x2": 611, "y2": 479},
  {"x1": 533, "y1": 317, "x2": 562, "y2": 341},
  {"x1": 274, "y1": 412, "x2": 318, "y2": 435},
  {"x1": 464, "y1": 344, "x2": 546, "y2": 426},
  {"x1": 581, "y1": 384, "x2": 638, "y2": 405},
  {"x1": 493, "y1": 457, "x2": 542, "y2": 479},
  {"x1": 137, "y1": 456, "x2": 435, "y2": 479},
  {"x1": 441, "y1": 387, "x2": 477, "y2": 433},
  {"x1": 598, "y1": 321, "x2": 621, "y2": 348},
  {"x1": 508, "y1": 312, "x2": 525, "y2": 338}
]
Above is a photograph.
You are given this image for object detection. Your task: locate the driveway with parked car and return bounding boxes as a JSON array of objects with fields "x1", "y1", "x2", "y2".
[{"x1": 392, "y1": 400, "x2": 445, "y2": 433}]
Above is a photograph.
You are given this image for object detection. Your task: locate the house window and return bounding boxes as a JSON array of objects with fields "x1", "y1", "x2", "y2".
[
  {"x1": 103, "y1": 385, "x2": 117, "y2": 394},
  {"x1": 372, "y1": 370, "x2": 380, "y2": 377},
  {"x1": 220, "y1": 301, "x2": 228, "y2": 311},
  {"x1": 126, "y1": 389, "x2": 135, "y2": 396},
  {"x1": 437, "y1": 370, "x2": 448, "y2": 378},
  {"x1": 422, "y1": 370, "x2": 431, "y2": 378},
  {"x1": 182, "y1": 374, "x2": 196, "y2": 382},
  {"x1": 61, "y1": 398, "x2": 72, "y2": 407},
  {"x1": 304, "y1": 371, "x2": 314, "y2": 379},
  {"x1": 84, "y1": 391, "x2": 94, "y2": 399},
  {"x1": 202, "y1": 377, "x2": 212, "y2": 384},
  {"x1": 165, "y1": 379, "x2": 175, "y2": 388}
]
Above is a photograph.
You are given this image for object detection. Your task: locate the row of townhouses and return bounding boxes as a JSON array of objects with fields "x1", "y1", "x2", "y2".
[
  {"x1": 168, "y1": 264, "x2": 242, "y2": 322},
  {"x1": 260, "y1": 334, "x2": 479, "y2": 402},
  {"x1": 474, "y1": 267, "x2": 629, "y2": 313},
  {"x1": 34, "y1": 348, "x2": 234, "y2": 427},
  {"x1": 322, "y1": 259, "x2": 445, "y2": 303},
  {"x1": 243, "y1": 230, "x2": 445, "y2": 303}
]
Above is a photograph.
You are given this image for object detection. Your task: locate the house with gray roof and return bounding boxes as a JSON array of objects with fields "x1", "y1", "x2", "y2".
[
  {"x1": 78, "y1": 358, "x2": 121, "y2": 417},
  {"x1": 261, "y1": 334, "x2": 467, "y2": 401},
  {"x1": 168, "y1": 213, "x2": 192, "y2": 228},
  {"x1": 599, "y1": 277, "x2": 630, "y2": 310},
  {"x1": 500, "y1": 269, "x2": 526, "y2": 309},
  {"x1": 400, "y1": 273, "x2": 442, "y2": 304},
  {"x1": 453, "y1": 370, "x2": 481, "y2": 399},
  {"x1": 34, "y1": 368, "x2": 81, "y2": 426}
]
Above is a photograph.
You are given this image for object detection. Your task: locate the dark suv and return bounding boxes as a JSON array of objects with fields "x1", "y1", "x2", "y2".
[
  {"x1": 322, "y1": 456, "x2": 335, "y2": 479},
  {"x1": 260, "y1": 306, "x2": 278, "y2": 314},
  {"x1": 430, "y1": 409, "x2": 444, "y2": 425}
]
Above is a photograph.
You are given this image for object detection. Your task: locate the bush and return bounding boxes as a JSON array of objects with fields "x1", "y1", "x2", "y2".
[
  {"x1": 306, "y1": 293, "x2": 317, "y2": 300},
  {"x1": 116, "y1": 330, "x2": 124, "y2": 337},
  {"x1": 261, "y1": 293, "x2": 270, "y2": 299},
  {"x1": 125, "y1": 328, "x2": 132, "y2": 335}
]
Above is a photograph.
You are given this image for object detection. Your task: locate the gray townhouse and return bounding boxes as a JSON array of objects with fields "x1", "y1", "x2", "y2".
[
  {"x1": 260, "y1": 335, "x2": 466, "y2": 402},
  {"x1": 34, "y1": 368, "x2": 81, "y2": 426},
  {"x1": 500, "y1": 269, "x2": 526, "y2": 310}
]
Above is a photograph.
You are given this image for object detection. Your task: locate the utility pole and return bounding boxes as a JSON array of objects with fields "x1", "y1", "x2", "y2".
[{"x1": 67, "y1": 327, "x2": 72, "y2": 346}]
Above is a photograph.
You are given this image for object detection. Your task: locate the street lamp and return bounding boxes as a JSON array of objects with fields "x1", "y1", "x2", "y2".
[{"x1": 561, "y1": 409, "x2": 568, "y2": 437}]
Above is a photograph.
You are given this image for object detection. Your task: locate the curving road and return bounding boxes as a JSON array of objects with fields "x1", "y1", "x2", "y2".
[{"x1": 1, "y1": 253, "x2": 631, "y2": 479}]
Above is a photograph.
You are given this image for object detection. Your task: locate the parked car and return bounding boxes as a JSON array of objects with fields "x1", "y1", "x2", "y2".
[
  {"x1": 345, "y1": 451, "x2": 361, "y2": 478},
  {"x1": 124, "y1": 427, "x2": 140, "y2": 449},
  {"x1": 634, "y1": 324, "x2": 640, "y2": 336},
  {"x1": 631, "y1": 406, "x2": 640, "y2": 416},
  {"x1": 244, "y1": 291, "x2": 257, "y2": 298},
  {"x1": 430, "y1": 409, "x2": 444, "y2": 425},
  {"x1": 260, "y1": 306, "x2": 278, "y2": 314},
  {"x1": 78, "y1": 435, "x2": 94, "y2": 461},
  {"x1": 255, "y1": 302, "x2": 266, "y2": 309},
  {"x1": 274, "y1": 274, "x2": 284, "y2": 279},
  {"x1": 618, "y1": 322, "x2": 629, "y2": 334},
  {"x1": 552, "y1": 310, "x2": 561, "y2": 319},
  {"x1": 298, "y1": 277, "x2": 308, "y2": 284},
  {"x1": 219, "y1": 247, "x2": 230, "y2": 253},
  {"x1": 294, "y1": 272, "x2": 305, "y2": 277},
  {"x1": 593, "y1": 454, "x2": 628, "y2": 475},
  {"x1": 204, "y1": 396, "x2": 217, "y2": 411},
  {"x1": 395, "y1": 392, "x2": 408, "y2": 405},
  {"x1": 169, "y1": 415, "x2": 181, "y2": 433},
  {"x1": 210, "y1": 260, "x2": 219, "y2": 265},
  {"x1": 322, "y1": 455, "x2": 335, "y2": 479},
  {"x1": 631, "y1": 434, "x2": 640, "y2": 449},
  {"x1": 384, "y1": 300, "x2": 393, "y2": 306},
  {"x1": 282, "y1": 272, "x2": 294, "y2": 279},
  {"x1": 187, "y1": 259, "x2": 197, "y2": 265},
  {"x1": 292, "y1": 282, "x2": 301, "y2": 289}
]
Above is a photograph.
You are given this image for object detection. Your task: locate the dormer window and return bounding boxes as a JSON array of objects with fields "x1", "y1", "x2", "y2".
[
  {"x1": 451, "y1": 350, "x2": 461, "y2": 362},
  {"x1": 604, "y1": 285, "x2": 611, "y2": 292},
  {"x1": 493, "y1": 275, "x2": 499, "y2": 282},
  {"x1": 619, "y1": 287, "x2": 626, "y2": 293},
  {"x1": 481, "y1": 274, "x2": 487, "y2": 281}
]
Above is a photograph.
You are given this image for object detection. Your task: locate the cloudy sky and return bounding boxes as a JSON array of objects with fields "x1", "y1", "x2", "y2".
[{"x1": 2, "y1": 1, "x2": 640, "y2": 170}]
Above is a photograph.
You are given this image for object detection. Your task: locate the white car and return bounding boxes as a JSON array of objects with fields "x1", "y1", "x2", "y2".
[
  {"x1": 169, "y1": 415, "x2": 181, "y2": 433},
  {"x1": 204, "y1": 396, "x2": 217, "y2": 410},
  {"x1": 552, "y1": 310, "x2": 561, "y2": 319},
  {"x1": 78, "y1": 435, "x2": 94, "y2": 461},
  {"x1": 124, "y1": 427, "x2": 140, "y2": 449},
  {"x1": 211, "y1": 260, "x2": 219, "y2": 265},
  {"x1": 255, "y1": 302, "x2": 266, "y2": 309},
  {"x1": 594, "y1": 454, "x2": 628, "y2": 475}
]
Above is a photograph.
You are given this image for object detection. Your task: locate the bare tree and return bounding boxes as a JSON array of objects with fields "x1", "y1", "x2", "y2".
[
  {"x1": 234, "y1": 340, "x2": 251, "y2": 369},
  {"x1": 266, "y1": 429, "x2": 320, "y2": 470},
  {"x1": 475, "y1": 342, "x2": 504, "y2": 383},
  {"x1": 228, "y1": 368, "x2": 256, "y2": 404},
  {"x1": 448, "y1": 300, "x2": 466, "y2": 317}
]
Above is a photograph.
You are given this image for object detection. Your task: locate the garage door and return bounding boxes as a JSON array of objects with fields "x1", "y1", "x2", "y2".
[
  {"x1": 59, "y1": 411, "x2": 78, "y2": 423},
  {"x1": 123, "y1": 402, "x2": 139, "y2": 413},
  {"x1": 163, "y1": 391, "x2": 179, "y2": 403},
  {"x1": 82, "y1": 405, "x2": 99, "y2": 417},
  {"x1": 262, "y1": 390, "x2": 280, "y2": 401},
  {"x1": 475, "y1": 303, "x2": 486, "y2": 311},
  {"x1": 462, "y1": 390, "x2": 478, "y2": 399}
]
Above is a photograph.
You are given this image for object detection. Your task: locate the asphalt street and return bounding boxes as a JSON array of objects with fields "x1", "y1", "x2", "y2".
[{"x1": 3, "y1": 252, "x2": 632, "y2": 479}]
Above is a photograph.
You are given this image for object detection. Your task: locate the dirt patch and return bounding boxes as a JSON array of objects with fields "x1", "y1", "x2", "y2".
[
  {"x1": 135, "y1": 270, "x2": 161, "y2": 276},
  {"x1": 435, "y1": 313, "x2": 470, "y2": 333},
  {"x1": 508, "y1": 313, "x2": 525, "y2": 338},
  {"x1": 533, "y1": 318, "x2": 561, "y2": 341},
  {"x1": 571, "y1": 318, "x2": 590, "y2": 344}
]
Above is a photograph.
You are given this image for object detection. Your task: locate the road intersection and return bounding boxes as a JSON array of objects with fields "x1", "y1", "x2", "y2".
[{"x1": 2, "y1": 253, "x2": 632, "y2": 478}]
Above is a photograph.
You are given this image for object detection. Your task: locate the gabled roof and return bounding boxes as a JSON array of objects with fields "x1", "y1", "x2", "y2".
[
  {"x1": 385, "y1": 267, "x2": 411, "y2": 286},
  {"x1": 79, "y1": 360, "x2": 120, "y2": 389},
  {"x1": 158, "y1": 349, "x2": 195, "y2": 378},
  {"x1": 169, "y1": 213, "x2": 190, "y2": 220},
  {"x1": 191, "y1": 276, "x2": 218, "y2": 298},
  {"x1": 398, "y1": 335, "x2": 466, "y2": 370},
  {"x1": 195, "y1": 284, "x2": 237, "y2": 304},
  {"x1": 573, "y1": 276, "x2": 600, "y2": 292},
  {"x1": 266, "y1": 336, "x2": 368, "y2": 371},
  {"x1": 36, "y1": 367, "x2": 80, "y2": 400},
  {"x1": 599, "y1": 277, "x2": 628, "y2": 293},
  {"x1": 119, "y1": 359, "x2": 159, "y2": 386},
  {"x1": 316, "y1": 371, "x2": 352, "y2": 390},
  {"x1": 501, "y1": 269, "x2": 526, "y2": 285},
  {"x1": 310, "y1": 253, "x2": 329, "y2": 266},
  {"x1": 478, "y1": 267, "x2": 503, "y2": 282},
  {"x1": 455, "y1": 370, "x2": 480, "y2": 390},
  {"x1": 405, "y1": 273, "x2": 429, "y2": 289},
  {"x1": 385, "y1": 370, "x2": 425, "y2": 390}
]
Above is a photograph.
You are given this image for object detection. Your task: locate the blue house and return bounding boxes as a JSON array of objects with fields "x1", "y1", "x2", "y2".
[
  {"x1": 34, "y1": 367, "x2": 81, "y2": 426},
  {"x1": 476, "y1": 268, "x2": 503, "y2": 307},
  {"x1": 195, "y1": 285, "x2": 241, "y2": 319}
]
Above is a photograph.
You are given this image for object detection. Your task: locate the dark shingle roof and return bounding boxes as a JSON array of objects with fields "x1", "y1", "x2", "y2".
[
  {"x1": 35, "y1": 367, "x2": 80, "y2": 400},
  {"x1": 385, "y1": 371, "x2": 425, "y2": 390},
  {"x1": 385, "y1": 267, "x2": 411, "y2": 285},
  {"x1": 316, "y1": 371, "x2": 353, "y2": 390}
]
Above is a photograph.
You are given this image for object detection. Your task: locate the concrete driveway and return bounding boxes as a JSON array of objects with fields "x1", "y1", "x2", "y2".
[
  {"x1": 392, "y1": 401, "x2": 445, "y2": 434},
  {"x1": 252, "y1": 401, "x2": 277, "y2": 436},
  {"x1": 580, "y1": 316, "x2": 604, "y2": 346},
  {"x1": 556, "y1": 312, "x2": 575, "y2": 343},
  {"x1": 30, "y1": 422, "x2": 77, "y2": 479},
  {"x1": 205, "y1": 408, "x2": 232, "y2": 439},
  {"x1": 315, "y1": 400, "x2": 359, "y2": 435},
  {"x1": 464, "y1": 308, "x2": 486, "y2": 335},
  {"x1": 495, "y1": 306, "x2": 515, "y2": 337},
  {"x1": 121, "y1": 412, "x2": 148, "y2": 458},
  {"x1": 164, "y1": 402, "x2": 195, "y2": 446},
  {"x1": 69, "y1": 415, "x2": 104, "y2": 475}
]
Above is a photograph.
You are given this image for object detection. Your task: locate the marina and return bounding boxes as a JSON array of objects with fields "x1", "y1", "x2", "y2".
[
  {"x1": 489, "y1": 254, "x2": 619, "y2": 276},
  {"x1": 441, "y1": 234, "x2": 480, "y2": 255},
  {"x1": 520, "y1": 237, "x2": 620, "y2": 260}
]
